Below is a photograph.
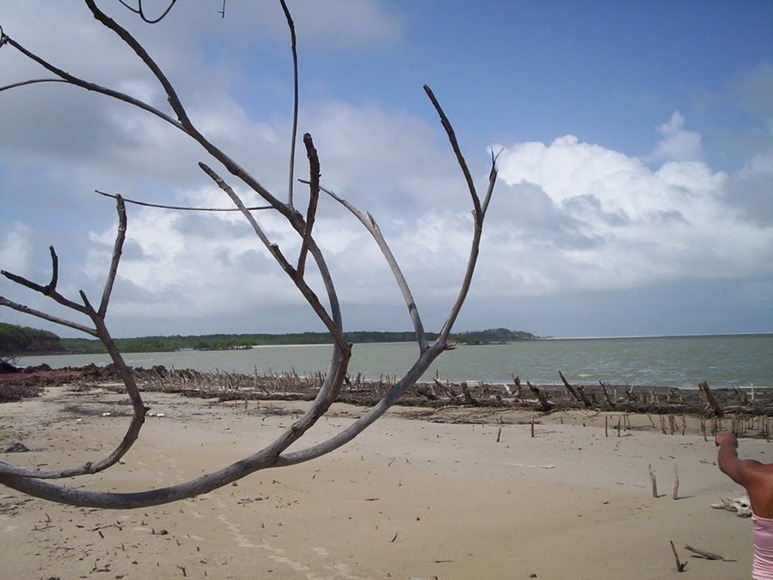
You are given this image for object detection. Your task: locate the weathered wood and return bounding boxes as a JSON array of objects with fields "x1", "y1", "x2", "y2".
[
  {"x1": 416, "y1": 384, "x2": 438, "y2": 401},
  {"x1": 557, "y1": 369, "x2": 579, "y2": 400},
  {"x1": 460, "y1": 382, "x2": 480, "y2": 406},
  {"x1": 670, "y1": 541, "x2": 687, "y2": 572},
  {"x1": 699, "y1": 381, "x2": 724, "y2": 417},
  {"x1": 527, "y1": 381, "x2": 553, "y2": 412},
  {"x1": 599, "y1": 380, "x2": 614, "y2": 406},
  {"x1": 649, "y1": 464, "x2": 659, "y2": 498},
  {"x1": 672, "y1": 464, "x2": 679, "y2": 500},
  {"x1": 684, "y1": 545, "x2": 724, "y2": 561}
]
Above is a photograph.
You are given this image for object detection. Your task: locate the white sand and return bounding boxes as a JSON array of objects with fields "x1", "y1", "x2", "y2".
[{"x1": 0, "y1": 388, "x2": 762, "y2": 579}]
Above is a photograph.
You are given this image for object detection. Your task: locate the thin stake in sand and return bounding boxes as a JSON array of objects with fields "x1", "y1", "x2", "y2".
[{"x1": 649, "y1": 464, "x2": 659, "y2": 498}]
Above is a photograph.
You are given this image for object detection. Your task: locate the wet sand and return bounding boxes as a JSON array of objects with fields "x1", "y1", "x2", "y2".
[{"x1": 0, "y1": 387, "x2": 763, "y2": 579}]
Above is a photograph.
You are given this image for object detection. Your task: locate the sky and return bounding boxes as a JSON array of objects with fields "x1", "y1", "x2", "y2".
[{"x1": 0, "y1": 1, "x2": 772, "y2": 339}]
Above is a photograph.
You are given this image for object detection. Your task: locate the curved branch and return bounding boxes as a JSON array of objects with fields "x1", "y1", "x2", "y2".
[
  {"x1": 117, "y1": 0, "x2": 180, "y2": 24},
  {"x1": 276, "y1": 340, "x2": 447, "y2": 467},
  {"x1": 423, "y1": 86, "x2": 498, "y2": 342},
  {"x1": 0, "y1": 340, "x2": 351, "y2": 507},
  {"x1": 296, "y1": 133, "x2": 320, "y2": 278},
  {"x1": 95, "y1": 190, "x2": 272, "y2": 212},
  {"x1": 0, "y1": 200, "x2": 149, "y2": 480},
  {"x1": 197, "y1": 162, "x2": 348, "y2": 354},
  {"x1": 1, "y1": 37, "x2": 183, "y2": 129},
  {"x1": 83, "y1": 0, "x2": 293, "y2": 221},
  {"x1": 314, "y1": 181, "x2": 428, "y2": 352},
  {"x1": 2, "y1": 249, "x2": 88, "y2": 315},
  {"x1": 0, "y1": 78, "x2": 71, "y2": 93},
  {"x1": 98, "y1": 196, "x2": 126, "y2": 318},
  {"x1": 0, "y1": 1, "x2": 496, "y2": 510},
  {"x1": 0, "y1": 298, "x2": 95, "y2": 336},
  {"x1": 45, "y1": 246, "x2": 58, "y2": 292},
  {"x1": 423, "y1": 85, "x2": 482, "y2": 218},
  {"x1": 85, "y1": 0, "x2": 190, "y2": 127}
]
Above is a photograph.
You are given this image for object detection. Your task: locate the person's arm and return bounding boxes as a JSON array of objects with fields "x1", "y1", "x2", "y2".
[{"x1": 716, "y1": 432, "x2": 763, "y2": 487}]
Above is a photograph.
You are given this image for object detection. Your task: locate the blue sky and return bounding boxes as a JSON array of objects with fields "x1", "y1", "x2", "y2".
[{"x1": 1, "y1": 1, "x2": 772, "y2": 339}]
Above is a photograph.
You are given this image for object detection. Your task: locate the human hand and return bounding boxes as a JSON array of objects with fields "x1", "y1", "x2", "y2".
[{"x1": 715, "y1": 432, "x2": 738, "y2": 448}]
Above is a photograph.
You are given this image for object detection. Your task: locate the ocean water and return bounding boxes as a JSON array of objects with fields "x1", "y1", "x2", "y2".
[{"x1": 15, "y1": 334, "x2": 772, "y2": 388}]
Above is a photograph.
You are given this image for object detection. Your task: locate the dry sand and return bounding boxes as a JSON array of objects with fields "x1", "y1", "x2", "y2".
[{"x1": 0, "y1": 387, "x2": 765, "y2": 579}]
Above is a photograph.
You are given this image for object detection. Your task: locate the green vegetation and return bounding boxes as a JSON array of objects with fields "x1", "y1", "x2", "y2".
[
  {"x1": 58, "y1": 328, "x2": 537, "y2": 353},
  {"x1": 452, "y1": 328, "x2": 538, "y2": 344},
  {"x1": 1, "y1": 324, "x2": 537, "y2": 356},
  {"x1": 0, "y1": 322, "x2": 64, "y2": 357}
]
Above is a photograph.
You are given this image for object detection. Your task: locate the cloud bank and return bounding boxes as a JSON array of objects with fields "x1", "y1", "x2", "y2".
[{"x1": 0, "y1": 3, "x2": 771, "y2": 338}]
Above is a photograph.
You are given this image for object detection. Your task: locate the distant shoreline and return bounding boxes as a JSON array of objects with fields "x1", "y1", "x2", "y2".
[{"x1": 543, "y1": 332, "x2": 773, "y2": 341}]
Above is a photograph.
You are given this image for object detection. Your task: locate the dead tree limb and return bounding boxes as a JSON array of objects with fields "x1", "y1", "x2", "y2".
[
  {"x1": 0, "y1": 2, "x2": 498, "y2": 509},
  {"x1": 670, "y1": 541, "x2": 687, "y2": 572},
  {"x1": 460, "y1": 382, "x2": 480, "y2": 406},
  {"x1": 433, "y1": 378, "x2": 462, "y2": 403},
  {"x1": 558, "y1": 370, "x2": 591, "y2": 407},
  {"x1": 672, "y1": 464, "x2": 680, "y2": 500},
  {"x1": 527, "y1": 381, "x2": 552, "y2": 413},
  {"x1": 599, "y1": 380, "x2": 614, "y2": 406},
  {"x1": 649, "y1": 464, "x2": 659, "y2": 498},
  {"x1": 684, "y1": 545, "x2": 727, "y2": 561},
  {"x1": 699, "y1": 381, "x2": 724, "y2": 418},
  {"x1": 510, "y1": 374, "x2": 522, "y2": 400},
  {"x1": 416, "y1": 385, "x2": 439, "y2": 401}
]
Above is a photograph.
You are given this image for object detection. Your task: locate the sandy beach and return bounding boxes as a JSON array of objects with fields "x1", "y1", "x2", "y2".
[{"x1": 0, "y1": 386, "x2": 764, "y2": 579}]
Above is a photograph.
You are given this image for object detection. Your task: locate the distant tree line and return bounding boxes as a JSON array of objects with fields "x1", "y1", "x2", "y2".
[
  {"x1": 0, "y1": 322, "x2": 64, "y2": 359},
  {"x1": 0, "y1": 324, "x2": 537, "y2": 357}
]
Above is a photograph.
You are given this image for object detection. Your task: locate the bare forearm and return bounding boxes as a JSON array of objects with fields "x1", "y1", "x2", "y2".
[{"x1": 716, "y1": 434, "x2": 745, "y2": 485}]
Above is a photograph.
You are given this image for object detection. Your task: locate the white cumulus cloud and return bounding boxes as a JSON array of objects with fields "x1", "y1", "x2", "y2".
[
  {"x1": 488, "y1": 117, "x2": 773, "y2": 298},
  {"x1": 650, "y1": 112, "x2": 703, "y2": 162}
]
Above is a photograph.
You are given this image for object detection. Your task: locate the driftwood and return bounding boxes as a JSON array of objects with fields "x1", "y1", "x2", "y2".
[
  {"x1": 416, "y1": 384, "x2": 439, "y2": 401},
  {"x1": 598, "y1": 380, "x2": 614, "y2": 406},
  {"x1": 460, "y1": 382, "x2": 480, "y2": 406},
  {"x1": 558, "y1": 370, "x2": 591, "y2": 407},
  {"x1": 672, "y1": 464, "x2": 679, "y2": 500},
  {"x1": 711, "y1": 495, "x2": 751, "y2": 517},
  {"x1": 0, "y1": 1, "x2": 499, "y2": 509},
  {"x1": 684, "y1": 545, "x2": 730, "y2": 561},
  {"x1": 433, "y1": 378, "x2": 463, "y2": 404},
  {"x1": 649, "y1": 464, "x2": 659, "y2": 498},
  {"x1": 699, "y1": 381, "x2": 724, "y2": 417},
  {"x1": 527, "y1": 381, "x2": 553, "y2": 412},
  {"x1": 670, "y1": 541, "x2": 687, "y2": 572}
]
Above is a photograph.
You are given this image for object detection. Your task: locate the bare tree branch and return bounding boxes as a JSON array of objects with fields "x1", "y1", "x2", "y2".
[
  {"x1": 117, "y1": 0, "x2": 180, "y2": 24},
  {"x1": 297, "y1": 133, "x2": 320, "y2": 279},
  {"x1": 98, "y1": 196, "x2": 127, "y2": 318},
  {"x1": 95, "y1": 190, "x2": 272, "y2": 212},
  {"x1": 0, "y1": 204, "x2": 149, "y2": 481},
  {"x1": 0, "y1": 298, "x2": 95, "y2": 336},
  {"x1": 2, "y1": 249, "x2": 88, "y2": 315},
  {"x1": 0, "y1": 1, "x2": 497, "y2": 510},
  {"x1": 83, "y1": 0, "x2": 293, "y2": 221},
  {"x1": 312, "y1": 181, "x2": 429, "y2": 352},
  {"x1": 280, "y1": 0, "x2": 300, "y2": 208},
  {"x1": 423, "y1": 84, "x2": 482, "y2": 218},
  {"x1": 197, "y1": 162, "x2": 347, "y2": 354},
  {"x1": 0, "y1": 78, "x2": 71, "y2": 93},
  {"x1": 424, "y1": 90, "x2": 497, "y2": 342}
]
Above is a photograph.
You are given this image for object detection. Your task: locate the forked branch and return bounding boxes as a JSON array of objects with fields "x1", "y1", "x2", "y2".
[
  {"x1": 0, "y1": 1, "x2": 498, "y2": 509},
  {"x1": 0, "y1": 198, "x2": 147, "y2": 480}
]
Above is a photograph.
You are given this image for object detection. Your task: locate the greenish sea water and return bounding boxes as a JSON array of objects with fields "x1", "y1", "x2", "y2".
[{"x1": 16, "y1": 334, "x2": 772, "y2": 388}]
